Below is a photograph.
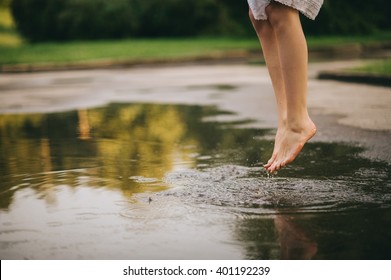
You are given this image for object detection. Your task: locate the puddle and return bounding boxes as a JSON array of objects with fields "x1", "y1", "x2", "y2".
[{"x1": 0, "y1": 103, "x2": 390, "y2": 259}]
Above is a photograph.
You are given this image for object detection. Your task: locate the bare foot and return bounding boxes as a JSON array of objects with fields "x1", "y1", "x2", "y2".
[
  {"x1": 266, "y1": 119, "x2": 316, "y2": 173},
  {"x1": 264, "y1": 127, "x2": 283, "y2": 169}
]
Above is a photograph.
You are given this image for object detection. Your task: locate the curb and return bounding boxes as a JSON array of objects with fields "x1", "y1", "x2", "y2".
[
  {"x1": 0, "y1": 51, "x2": 258, "y2": 73},
  {"x1": 318, "y1": 71, "x2": 391, "y2": 87}
]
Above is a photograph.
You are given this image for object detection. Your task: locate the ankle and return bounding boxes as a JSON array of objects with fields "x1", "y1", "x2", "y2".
[
  {"x1": 278, "y1": 118, "x2": 287, "y2": 129},
  {"x1": 286, "y1": 118, "x2": 315, "y2": 133}
]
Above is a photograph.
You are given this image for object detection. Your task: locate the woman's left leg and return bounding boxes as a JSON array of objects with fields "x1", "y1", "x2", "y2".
[
  {"x1": 264, "y1": 3, "x2": 317, "y2": 173},
  {"x1": 248, "y1": 9, "x2": 287, "y2": 169}
]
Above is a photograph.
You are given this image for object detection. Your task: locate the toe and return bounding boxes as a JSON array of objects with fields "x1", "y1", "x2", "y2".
[
  {"x1": 264, "y1": 154, "x2": 277, "y2": 168},
  {"x1": 267, "y1": 162, "x2": 277, "y2": 173}
]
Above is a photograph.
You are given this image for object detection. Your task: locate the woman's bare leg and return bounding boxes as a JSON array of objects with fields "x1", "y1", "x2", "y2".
[
  {"x1": 249, "y1": 2, "x2": 316, "y2": 173},
  {"x1": 249, "y1": 9, "x2": 287, "y2": 169},
  {"x1": 265, "y1": 3, "x2": 316, "y2": 173}
]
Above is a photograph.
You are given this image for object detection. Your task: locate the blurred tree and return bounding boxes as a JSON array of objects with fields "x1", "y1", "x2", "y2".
[
  {"x1": 10, "y1": 0, "x2": 391, "y2": 42},
  {"x1": 0, "y1": 0, "x2": 11, "y2": 7},
  {"x1": 11, "y1": 0, "x2": 66, "y2": 41},
  {"x1": 219, "y1": 0, "x2": 253, "y2": 36},
  {"x1": 133, "y1": 0, "x2": 221, "y2": 37},
  {"x1": 301, "y1": 0, "x2": 391, "y2": 35},
  {"x1": 57, "y1": 0, "x2": 139, "y2": 40}
]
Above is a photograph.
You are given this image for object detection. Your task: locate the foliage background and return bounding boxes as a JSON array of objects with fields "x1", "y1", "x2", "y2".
[{"x1": 7, "y1": 0, "x2": 391, "y2": 42}]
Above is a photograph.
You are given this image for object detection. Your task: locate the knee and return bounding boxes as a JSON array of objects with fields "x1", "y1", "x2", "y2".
[
  {"x1": 265, "y1": 3, "x2": 294, "y2": 30},
  {"x1": 249, "y1": 9, "x2": 272, "y2": 38}
]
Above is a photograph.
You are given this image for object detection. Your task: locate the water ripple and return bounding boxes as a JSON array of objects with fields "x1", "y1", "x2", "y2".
[{"x1": 162, "y1": 165, "x2": 391, "y2": 214}]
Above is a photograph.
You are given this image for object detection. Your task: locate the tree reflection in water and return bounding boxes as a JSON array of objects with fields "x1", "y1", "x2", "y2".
[{"x1": 0, "y1": 103, "x2": 261, "y2": 208}]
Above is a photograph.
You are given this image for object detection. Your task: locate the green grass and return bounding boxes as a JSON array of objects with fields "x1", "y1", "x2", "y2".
[
  {"x1": 351, "y1": 59, "x2": 391, "y2": 75},
  {"x1": 0, "y1": 37, "x2": 261, "y2": 66},
  {"x1": 1, "y1": 34, "x2": 390, "y2": 67},
  {"x1": 307, "y1": 32, "x2": 391, "y2": 48}
]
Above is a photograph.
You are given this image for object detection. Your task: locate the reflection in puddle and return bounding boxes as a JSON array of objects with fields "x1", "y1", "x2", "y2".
[{"x1": 0, "y1": 103, "x2": 390, "y2": 259}]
